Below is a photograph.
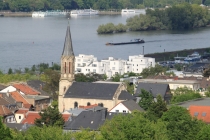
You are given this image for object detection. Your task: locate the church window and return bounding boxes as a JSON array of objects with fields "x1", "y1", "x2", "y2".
[
  {"x1": 64, "y1": 86, "x2": 66, "y2": 92},
  {"x1": 87, "y1": 102, "x2": 91, "y2": 106},
  {"x1": 65, "y1": 62, "x2": 66, "y2": 73},
  {"x1": 74, "y1": 102, "x2": 78, "y2": 108},
  {"x1": 69, "y1": 62, "x2": 71, "y2": 73}
]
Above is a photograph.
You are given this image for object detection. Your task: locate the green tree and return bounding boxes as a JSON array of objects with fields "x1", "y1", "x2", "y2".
[
  {"x1": 138, "y1": 89, "x2": 153, "y2": 110},
  {"x1": 34, "y1": 103, "x2": 64, "y2": 127},
  {"x1": 111, "y1": 73, "x2": 122, "y2": 82},
  {"x1": 203, "y1": 67, "x2": 210, "y2": 77},
  {"x1": 0, "y1": 117, "x2": 13, "y2": 140},
  {"x1": 140, "y1": 64, "x2": 166, "y2": 78},
  {"x1": 196, "y1": 124, "x2": 210, "y2": 140},
  {"x1": 8, "y1": 68, "x2": 13, "y2": 74},
  {"x1": 115, "y1": 23, "x2": 127, "y2": 33},
  {"x1": 147, "y1": 94, "x2": 168, "y2": 121}
]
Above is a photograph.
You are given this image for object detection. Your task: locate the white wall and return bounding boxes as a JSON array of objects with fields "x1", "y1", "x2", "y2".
[{"x1": 109, "y1": 103, "x2": 131, "y2": 113}]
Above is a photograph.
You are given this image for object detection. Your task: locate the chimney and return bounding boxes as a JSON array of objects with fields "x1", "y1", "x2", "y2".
[
  {"x1": 40, "y1": 84, "x2": 42, "y2": 90},
  {"x1": 101, "y1": 109, "x2": 107, "y2": 121}
]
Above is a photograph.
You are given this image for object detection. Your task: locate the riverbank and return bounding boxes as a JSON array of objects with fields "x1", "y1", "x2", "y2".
[
  {"x1": 144, "y1": 47, "x2": 210, "y2": 62},
  {"x1": 0, "y1": 11, "x2": 120, "y2": 17}
]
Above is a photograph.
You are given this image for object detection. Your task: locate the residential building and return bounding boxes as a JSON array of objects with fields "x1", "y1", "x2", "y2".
[
  {"x1": 58, "y1": 25, "x2": 135, "y2": 112},
  {"x1": 109, "y1": 100, "x2": 144, "y2": 113},
  {"x1": 189, "y1": 105, "x2": 210, "y2": 123},
  {"x1": 0, "y1": 105, "x2": 16, "y2": 123},
  {"x1": 134, "y1": 82, "x2": 171, "y2": 103},
  {"x1": 14, "y1": 108, "x2": 29, "y2": 123},
  {"x1": 74, "y1": 54, "x2": 155, "y2": 78}
]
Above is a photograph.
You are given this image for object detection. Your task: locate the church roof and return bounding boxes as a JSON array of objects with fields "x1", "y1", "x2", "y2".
[
  {"x1": 62, "y1": 25, "x2": 74, "y2": 56},
  {"x1": 64, "y1": 82, "x2": 120, "y2": 100}
]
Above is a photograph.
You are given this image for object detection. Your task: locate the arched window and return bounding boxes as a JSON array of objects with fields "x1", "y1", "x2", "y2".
[
  {"x1": 87, "y1": 102, "x2": 91, "y2": 106},
  {"x1": 63, "y1": 86, "x2": 66, "y2": 92},
  {"x1": 98, "y1": 103, "x2": 103, "y2": 107},
  {"x1": 74, "y1": 102, "x2": 78, "y2": 108}
]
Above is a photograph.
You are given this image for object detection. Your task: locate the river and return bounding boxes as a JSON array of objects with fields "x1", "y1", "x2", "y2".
[{"x1": 0, "y1": 15, "x2": 210, "y2": 72}]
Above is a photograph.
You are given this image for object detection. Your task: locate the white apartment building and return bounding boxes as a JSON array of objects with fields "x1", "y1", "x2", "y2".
[{"x1": 75, "y1": 54, "x2": 155, "y2": 78}]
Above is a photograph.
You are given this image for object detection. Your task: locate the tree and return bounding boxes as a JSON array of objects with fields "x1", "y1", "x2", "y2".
[
  {"x1": 8, "y1": 68, "x2": 13, "y2": 74},
  {"x1": 147, "y1": 94, "x2": 168, "y2": 121},
  {"x1": 0, "y1": 117, "x2": 13, "y2": 140},
  {"x1": 203, "y1": 68, "x2": 210, "y2": 77},
  {"x1": 140, "y1": 64, "x2": 166, "y2": 78},
  {"x1": 161, "y1": 106, "x2": 204, "y2": 140},
  {"x1": 138, "y1": 89, "x2": 153, "y2": 110},
  {"x1": 34, "y1": 102, "x2": 64, "y2": 127},
  {"x1": 111, "y1": 73, "x2": 122, "y2": 82}
]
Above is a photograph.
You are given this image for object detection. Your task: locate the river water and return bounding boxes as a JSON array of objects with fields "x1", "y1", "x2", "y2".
[{"x1": 0, "y1": 15, "x2": 210, "y2": 72}]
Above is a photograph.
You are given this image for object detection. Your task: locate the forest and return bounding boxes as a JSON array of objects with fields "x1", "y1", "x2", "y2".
[
  {"x1": 97, "y1": 3, "x2": 210, "y2": 33},
  {"x1": 0, "y1": 0, "x2": 210, "y2": 12}
]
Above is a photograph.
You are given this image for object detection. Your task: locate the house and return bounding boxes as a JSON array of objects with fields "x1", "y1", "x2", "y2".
[
  {"x1": 0, "y1": 105, "x2": 16, "y2": 123},
  {"x1": 58, "y1": 25, "x2": 135, "y2": 112},
  {"x1": 138, "y1": 78, "x2": 200, "y2": 91},
  {"x1": 134, "y1": 82, "x2": 171, "y2": 103},
  {"x1": 24, "y1": 95, "x2": 51, "y2": 111},
  {"x1": 174, "y1": 98, "x2": 210, "y2": 109},
  {"x1": 5, "y1": 123, "x2": 33, "y2": 131},
  {"x1": 14, "y1": 108, "x2": 29, "y2": 123},
  {"x1": 109, "y1": 100, "x2": 144, "y2": 113},
  {"x1": 0, "y1": 84, "x2": 6, "y2": 91},
  {"x1": 0, "y1": 93, "x2": 19, "y2": 114},
  {"x1": 21, "y1": 111, "x2": 40, "y2": 124},
  {"x1": 189, "y1": 105, "x2": 210, "y2": 123},
  {"x1": 27, "y1": 80, "x2": 50, "y2": 96},
  {"x1": 63, "y1": 109, "x2": 117, "y2": 131}
]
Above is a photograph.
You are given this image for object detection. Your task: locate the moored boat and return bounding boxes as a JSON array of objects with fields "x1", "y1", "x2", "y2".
[
  {"x1": 106, "y1": 39, "x2": 145, "y2": 45},
  {"x1": 70, "y1": 8, "x2": 99, "y2": 16},
  {"x1": 32, "y1": 12, "x2": 45, "y2": 17}
]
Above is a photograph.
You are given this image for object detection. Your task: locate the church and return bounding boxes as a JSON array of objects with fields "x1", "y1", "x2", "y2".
[{"x1": 58, "y1": 25, "x2": 135, "y2": 112}]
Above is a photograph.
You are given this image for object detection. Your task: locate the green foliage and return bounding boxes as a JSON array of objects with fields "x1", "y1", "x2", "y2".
[
  {"x1": 34, "y1": 103, "x2": 64, "y2": 127},
  {"x1": 115, "y1": 23, "x2": 127, "y2": 33},
  {"x1": 40, "y1": 69, "x2": 60, "y2": 99},
  {"x1": 75, "y1": 73, "x2": 106, "y2": 82},
  {"x1": 8, "y1": 68, "x2": 13, "y2": 74},
  {"x1": 140, "y1": 64, "x2": 166, "y2": 78},
  {"x1": 170, "y1": 87, "x2": 202, "y2": 104},
  {"x1": 161, "y1": 106, "x2": 204, "y2": 140},
  {"x1": 0, "y1": 73, "x2": 36, "y2": 84},
  {"x1": 203, "y1": 67, "x2": 210, "y2": 77},
  {"x1": 138, "y1": 89, "x2": 153, "y2": 110},
  {"x1": 147, "y1": 95, "x2": 168, "y2": 121},
  {"x1": 111, "y1": 73, "x2": 122, "y2": 82},
  {"x1": 0, "y1": 117, "x2": 13, "y2": 140},
  {"x1": 125, "y1": 82, "x2": 134, "y2": 94},
  {"x1": 97, "y1": 23, "x2": 115, "y2": 34},
  {"x1": 72, "y1": 129, "x2": 102, "y2": 140},
  {"x1": 14, "y1": 126, "x2": 72, "y2": 140}
]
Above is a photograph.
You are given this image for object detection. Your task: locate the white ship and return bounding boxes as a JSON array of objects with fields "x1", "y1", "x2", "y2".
[
  {"x1": 32, "y1": 12, "x2": 45, "y2": 17},
  {"x1": 121, "y1": 9, "x2": 146, "y2": 15},
  {"x1": 70, "y1": 8, "x2": 99, "y2": 16}
]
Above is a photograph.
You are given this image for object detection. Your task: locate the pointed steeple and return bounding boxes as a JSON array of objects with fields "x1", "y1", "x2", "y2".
[{"x1": 62, "y1": 24, "x2": 74, "y2": 56}]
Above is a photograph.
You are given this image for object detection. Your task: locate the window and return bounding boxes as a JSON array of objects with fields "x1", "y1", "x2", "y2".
[
  {"x1": 123, "y1": 110, "x2": 126, "y2": 113},
  {"x1": 87, "y1": 102, "x2": 91, "y2": 106},
  {"x1": 137, "y1": 69, "x2": 138, "y2": 71},
  {"x1": 202, "y1": 112, "x2": 206, "y2": 117},
  {"x1": 74, "y1": 102, "x2": 78, "y2": 108},
  {"x1": 137, "y1": 64, "x2": 138, "y2": 66},
  {"x1": 77, "y1": 59, "x2": 80, "y2": 62},
  {"x1": 115, "y1": 110, "x2": 119, "y2": 112},
  {"x1": 112, "y1": 67, "x2": 115, "y2": 70},
  {"x1": 98, "y1": 103, "x2": 103, "y2": 107},
  {"x1": 194, "y1": 112, "x2": 199, "y2": 116},
  {"x1": 63, "y1": 86, "x2": 66, "y2": 92},
  {"x1": 93, "y1": 69, "x2": 96, "y2": 72},
  {"x1": 69, "y1": 62, "x2": 71, "y2": 73}
]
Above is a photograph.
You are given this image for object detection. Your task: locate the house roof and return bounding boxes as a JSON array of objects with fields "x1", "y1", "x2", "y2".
[
  {"x1": 13, "y1": 83, "x2": 40, "y2": 95},
  {"x1": 10, "y1": 91, "x2": 29, "y2": 105},
  {"x1": 15, "y1": 108, "x2": 29, "y2": 114},
  {"x1": 0, "y1": 97, "x2": 10, "y2": 105},
  {"x1": 134, "y1": 82, "x2": 169, "y2": 98},
  {"x1": 27, "y1": 80, "x2": 49, "y2": 96},
  {"x1": 65, "y1": 108, "x2": 85, "y2": 116},
  {"x1": 174, "y1": 98, "x2": 210, "y2": 109},
  {"x1": 62, "y1": 25, "x2": 74, "y2": 56},
  {"x1": 118, "y1": 90, "x2": 135, "y2": 100},
  {"x1": 64, "y1": 82, "x2": 120, "y2": 100},
  {"x1": 0, "y1": 84, "x2": 6, "y2": 90},
  {"x1": 0, "y1": 93, "x2": 17, "y2": 104},
  {"x1": 62, "y1": 113, "x2": 71, "y2": 122},
  {"x1": 79, "y1": 104, "x2": 98, "y2": 109},
  {"x1": 0, "y1": 105, "x2": 13, "y2": 116},
  {"x1": 5, "y1": 123, "x2": 34, "y2": 131},
  {"x1": 63, "y1": 110, "x2": 116, "y2": 130},
  {"x1": 121, "y1": 100, "x2": 144, "y2": 112},
  {"x1": 24, "y1": 95, "x2": 50, "y2": 101},
  {"x1": 21, "y1": 112, "x2": 40, "y2": 124},
  {"x1": 189, "y1": 106, "x2": 210, "y2": 123}
]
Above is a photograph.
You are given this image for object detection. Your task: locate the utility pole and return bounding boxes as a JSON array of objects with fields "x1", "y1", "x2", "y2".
[{"x1": 142, "y1": 46, "x2": 144, "y2": 55}]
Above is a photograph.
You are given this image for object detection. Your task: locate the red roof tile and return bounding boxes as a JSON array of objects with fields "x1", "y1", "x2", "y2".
[
  {"x1": 21, "y1": 112, "x2": 40, "y2": 124},
  {"x1": 0, "y1": 105, "x2": 13, "y2": 116},
  {"x1": 79, "y1": 104, "x2": 98, "y2": 109},
  {"x1": 62, "y1": 113, "x2": 70, "y2": 122},
  {"x1": 16, "y1": 108, "x2": 29, "y2": 114},
  {"x1": 13, "y1": 83, "x2": 40, "y2": 95},
  {"x1": 189, "y1": 106, "x2": 210, "y2": 123},
  {"x1": 10, "y1": 91, "x2": 29, "y2": 104}
]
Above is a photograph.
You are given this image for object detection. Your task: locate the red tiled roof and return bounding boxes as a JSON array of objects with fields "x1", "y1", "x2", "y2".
[
  {"x1": 13, "y1": 83, "x2": 40, "y2": 95},
  {"x1": 23, "y1": 104, "x2": 32, "y2": 109},
  {"x1": 189, "y1": 106, "x2": 210, "y2": 123},
  {"x1": 79, "y1": 104, "x2": 98, "y2": 109},
  {"x1": 10, "y1": 91, "x2": 29, "y2": 104},
  {"x1": 15, "y1": 108, "x2": 29, "y2": 114},
  {"x1": 0, "y1": 105, "x2": 13, "y2": 116},
  {"x1": 62, "y1": 113, "x2": 70, "y2": 122},
  {"x1": 21, "y1": 112, "x2": 40, "y2": 124}
]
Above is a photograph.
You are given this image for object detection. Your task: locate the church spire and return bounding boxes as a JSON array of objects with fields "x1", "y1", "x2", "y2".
[{"x1": 62, "y1": 24, "x2": 74, "y2": 56}]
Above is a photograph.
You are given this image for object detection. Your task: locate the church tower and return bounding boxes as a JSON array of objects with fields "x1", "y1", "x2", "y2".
[{"x1": 58, "y1": 24, "x2": 75, "y2": 112}]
